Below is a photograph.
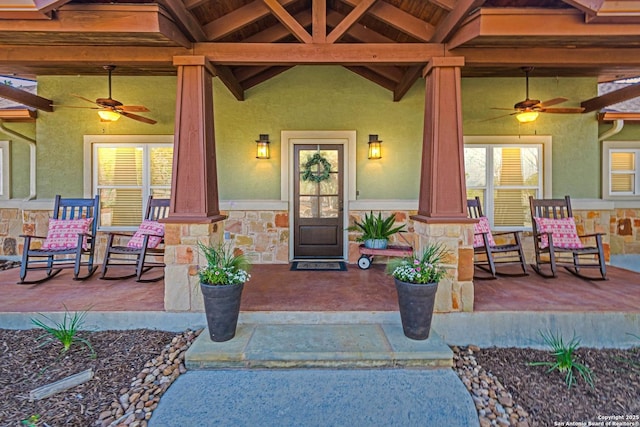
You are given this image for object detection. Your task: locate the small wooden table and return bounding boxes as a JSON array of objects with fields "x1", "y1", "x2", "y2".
[{"x1": 357, "y1": 244, "x2": 413, "y2": 269}]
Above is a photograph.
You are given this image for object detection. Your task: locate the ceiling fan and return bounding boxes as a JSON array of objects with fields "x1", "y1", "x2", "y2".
[
  {"x1": 489, "y1": 67, "x2": 585, "y2": 122},
  {"x1": 66, "y1": 65, "x2": 157, "y2": 125}
]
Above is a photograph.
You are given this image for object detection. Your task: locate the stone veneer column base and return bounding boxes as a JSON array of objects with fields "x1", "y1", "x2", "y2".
[
  {"x1": 411, "y1": 220, "x2": 475, "y2": 313},
  {"x1": 163, "y1": 222, "x2": 224, "y2": 312}
]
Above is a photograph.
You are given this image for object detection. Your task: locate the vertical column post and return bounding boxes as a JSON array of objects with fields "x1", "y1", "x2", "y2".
[
  {"x1": 411, "y1": 57, "x2": 475, "y2": 313},
  {"x1": 168, "y1": 55, "x2": 225, "y2": 224}
]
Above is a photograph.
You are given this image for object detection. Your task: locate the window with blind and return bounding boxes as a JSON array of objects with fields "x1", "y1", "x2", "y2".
[
  {"x1": 464, "y1": 136, "x2": 551, "y2": 230},
  {"x1": 93, "y1": 143, "x2": 173, "y2": 229},
  {"x1": 603, "y1": 142, "x2": 640, "y2": 199}
]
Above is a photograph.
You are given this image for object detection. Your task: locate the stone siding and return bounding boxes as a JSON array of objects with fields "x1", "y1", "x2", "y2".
[{"x1": 221, "y1": 210, "x2": 290, "y2": 264}]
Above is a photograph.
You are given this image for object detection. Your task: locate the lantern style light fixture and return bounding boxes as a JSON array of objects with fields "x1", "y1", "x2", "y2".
[
  {"x1": 516, "y1": 111, "x2": 538, "y2": 123},
  {"x1": 368, "y1": 134, "x2": 382, "y2": 160},
  {"x1": 98, "y1": 109, "x2": 120, "y2": 122},
  {"x1": 256, "y1": 134, "x2": 270, "y2": 159}
]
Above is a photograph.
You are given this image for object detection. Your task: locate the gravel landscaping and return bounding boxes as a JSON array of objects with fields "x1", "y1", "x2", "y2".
[{"x1": 0, "y1": 327, "x2": 638, "y2": 427}]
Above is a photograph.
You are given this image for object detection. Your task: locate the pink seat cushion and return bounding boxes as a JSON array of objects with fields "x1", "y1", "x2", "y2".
[
  {"x1": 127, "y1": 220, "x2": 165, "y2": 249},
  {"x1": 473, "y1": 217, "x2": 496, "y2": 248},
  {"x1": 42, "y1": 218, "x2": 93, "y2": 250},
  {"x1": 534, "y1": 217, "x2": 584, "y2": 249}
]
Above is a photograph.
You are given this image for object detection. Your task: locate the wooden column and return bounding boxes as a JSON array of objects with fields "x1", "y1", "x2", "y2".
[
  {"x1": 412, "y1": 57, "x2": 470, "y2": 223},
  {"x1": 168, "y1": 56, "x2": 225, "y2": 223}
]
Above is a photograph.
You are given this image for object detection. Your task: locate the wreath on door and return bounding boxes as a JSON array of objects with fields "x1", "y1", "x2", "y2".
[{"x1": 302, "y1": 153, "x2": 332, "y2": 183}]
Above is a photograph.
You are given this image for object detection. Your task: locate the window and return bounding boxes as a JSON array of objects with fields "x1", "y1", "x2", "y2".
[
  {"x1": 0, "y1": 141, "x2": 9, "y2": 200},
  {"x1": 464, "y1": 136, "x2": 552, "y2": 229},
  {"x1": 84, "y1": 135, "x2": 173, "y2": 230},
  {"x1": 603, "y1": 141, "x2": 640, "y2": 199}
]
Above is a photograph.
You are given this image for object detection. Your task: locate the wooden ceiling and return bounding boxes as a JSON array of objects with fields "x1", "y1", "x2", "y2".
[{"x1": 1, "y1": 0, "x2": 640, "y2": 102}]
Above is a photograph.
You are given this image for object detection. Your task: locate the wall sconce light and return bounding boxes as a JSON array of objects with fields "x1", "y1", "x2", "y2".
[
  {"x1": 98, "y1": 109, "x2": 120, "y2": 122},
  {"x1": 516, "y1": 111, "x2": 538, "y2": 123},
  {"x1": 256, "y1": 134, "x2": 270, "y2": 159},
  {"x1": 368, "y1": 134, "x2": 382, "y2": 160}
]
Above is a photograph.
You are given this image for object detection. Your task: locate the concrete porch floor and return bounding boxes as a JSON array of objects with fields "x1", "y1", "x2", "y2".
[{"x1": 1, "y1": 261, "x2": 639, "y2": 348}]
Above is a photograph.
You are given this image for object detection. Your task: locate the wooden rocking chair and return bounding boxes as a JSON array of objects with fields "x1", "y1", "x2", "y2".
[
  {"x1": 19, "y1": 195, "x2": 100, "y2": 284},
  {"x1": 467, "y1": 197, "x2": 528, "y2": 279},
  {"x1": 529, "y1": 195, "x2": 607, "y2": 280},
  {"x1": 100, "y1": 196, "x2": 170, "y2": 283}
]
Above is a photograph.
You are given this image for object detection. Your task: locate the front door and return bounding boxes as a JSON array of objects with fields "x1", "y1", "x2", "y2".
[{"x1": 293, "y1": 144, "x2": 344, "y2": 258}]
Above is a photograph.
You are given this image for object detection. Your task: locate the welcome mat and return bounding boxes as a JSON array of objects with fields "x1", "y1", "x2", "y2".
[{"x1": 290, "y1": 261, "x2": 347, "y2": 271}]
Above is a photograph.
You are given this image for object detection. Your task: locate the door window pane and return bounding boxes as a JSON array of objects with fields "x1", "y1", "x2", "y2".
[{"x1": 320, "y1": 196, "x2": 339, "y2": 218}]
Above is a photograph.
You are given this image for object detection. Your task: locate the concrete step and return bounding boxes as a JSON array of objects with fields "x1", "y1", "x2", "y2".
[{"x1": 185, "y1": 323, "x2": 453, "y2": 369}]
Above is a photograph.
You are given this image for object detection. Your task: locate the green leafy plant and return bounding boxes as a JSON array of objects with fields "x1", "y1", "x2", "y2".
[
  {"x1": 31, "y1": 306, "x2": 95, "y2": 357},
  {"x1": 197, "y1": 241, "x2": 251, "y2": 285},
  {"x1": 528, "y1": 330, "x2": 594, "y2": 389},
  {"x1": 386, "y1": 243, "x2": 449, "y2": 284},
  {"x1": 20, "y1": 414, "x2": 40, "y2": 426},
  {"x1": 348, "y1": 211, "x2": 406, "y2": 242}
]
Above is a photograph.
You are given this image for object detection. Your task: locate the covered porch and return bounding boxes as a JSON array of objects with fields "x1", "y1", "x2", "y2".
[{"x1": 1, "y1": 263, "x2": 638, "y2": 314}]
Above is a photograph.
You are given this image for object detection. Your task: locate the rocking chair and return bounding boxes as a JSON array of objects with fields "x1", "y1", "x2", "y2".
[
  {"x1": 529, "y1": 195, "x2": 607, "y2": 280},
  {"x1": 467, "y1": 197, "x2": 528, "y2": 279},
  {"x1": 19, "y1": 195, "x2": 100, "y2": 284},
  {"x1": 100, "y1": 196, "x2": 170, "y2": 282}
]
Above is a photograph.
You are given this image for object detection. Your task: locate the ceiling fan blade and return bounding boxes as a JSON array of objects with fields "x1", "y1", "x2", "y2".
[
  {"x1": 541, "y1": 107, "x2": 585, "y2": 114},
  {"x1": 537, "y1": 97, "x2": 568, "y2": 108},
  {"x1": 51, "y1": 104, "x2": 100, "y2": 110},
  {"x1": 490, "y1": 107, "x2": 517, "y2": 111},
  {"x1": 479, "y1": 112, "x2": 517, "y2": 122},
  {"x1": 71, "y1": 94, "x2": 99, "y2": 105},
  {"x1": 120, "y1": 105, "x2": 150, "y2": 112},
  {"x1": 119, "y1": 111, "x2": 157, "y2": 125}
]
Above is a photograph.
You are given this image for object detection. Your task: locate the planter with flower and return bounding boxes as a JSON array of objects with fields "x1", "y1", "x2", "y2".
[
  {"x1": 386, "y1": 243, "x2": 449, "y2": 340},
  {"x1": 197, "y1": 242, "x2": 251, "y2": 342}
]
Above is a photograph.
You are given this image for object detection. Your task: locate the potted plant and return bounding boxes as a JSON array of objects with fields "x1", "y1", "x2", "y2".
[
  {"x1": 197, "y1": 241, "x2": 251, "y2": 342},
  {"x1": 386, "y1": 243, "x2": 449, "y2": 340},
  {"x1": 349, "y1": 211, "x2": 406, "y2": 249}
]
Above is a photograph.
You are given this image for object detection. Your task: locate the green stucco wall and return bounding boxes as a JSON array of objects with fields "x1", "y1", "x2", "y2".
[
  {"x1": 462, "y1": 77, "x2": 599, "y2": 198},
  {"x1": 7, "y1": 67, "x2": 604, "y2": 201}
]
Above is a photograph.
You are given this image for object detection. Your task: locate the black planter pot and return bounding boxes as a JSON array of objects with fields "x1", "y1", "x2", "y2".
[
  {"x1": 394, "y1": 278, "x2": 438, "y2": 340},
  {"x1": 200, "y1": 282, "x2": 244, "y2": 342}
]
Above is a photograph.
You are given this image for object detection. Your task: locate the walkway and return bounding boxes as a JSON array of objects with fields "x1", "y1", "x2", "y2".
[{"x1": 149, "y1": 325, "x2": 478, "y2": 427}]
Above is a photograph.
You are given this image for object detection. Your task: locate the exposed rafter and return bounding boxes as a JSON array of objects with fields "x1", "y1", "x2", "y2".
[
  {"x1": 327, "y1": 0, "x2": 378, "y2": 44},
  {"x1": 262, "y1": 0, "x2": 313, "y2": 43}
]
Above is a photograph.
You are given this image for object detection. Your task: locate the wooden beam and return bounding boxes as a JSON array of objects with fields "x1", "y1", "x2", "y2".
[
  {"x1": 203, "y1": 0, "x2": 297, "y2": 41},
  {"x1": 156, "y1": 0, "x2": 207, "y2": 42},
  {"x1": 393, "y1": 65, "x2": 422, "y2": 102},
  {"x1": 183, "y1": 0, "x2": 209, "y2": 10},
  {"x1": 340, "y1": 0, "x2": 435, "y2": 42},
  {"x1": 599, "y1": 112, "x2": 640, "y2": 121},
  {"x1": 431, "y1": 0, "x2": 485, "y2": 43},
  {"x1": 194, "y1": 42, "x2": 443, "y2": 65},
  {"x1": 326, "y1": 10, "x2": 394, "y2": 43},
  {"x1": 235, "y1": 66, "x2": 273, "y2": 83},
  {"x1": 327, "y1": 0, "x2": 377, "y2": 44},
  {"x1": 366, "y1": 65, "x2": 403, "y2": 82},
  {"x1": 0, "y1": 109, "x2": 37, "y2": 122},
  {"x1": 262, "y1": 0, "x2": 312, "y2": 43},
  {"x1": 430, "y1": 0, "x2": 456, "y2": 11},
  {"x1": 0, "y1": 84, "x2": 53, "y2": 112},
  {"x1": 245, "y1": 11, "x2": 312, "y2": 42},
  {"x1": 453, "y1": 46, "x2": 640, "y2": 69},
  {"x1": 0, "y1": 45, "x2": 188, "y2": 67},
  {"x1": 211, "y1": 65, "x2": 244, "y2": 101},
  {"x1": 312, "y1": 0, "x2": 326, "y2": 43},
  {"x1": 581, "y1": 83, "x2": 640, "y2": 113},
  {"x1": 344, "y1": 66, "x2": 396, "y2": 91},
  {"x1": 242, "y1": 66, "x2": 293, "y2": 90}
]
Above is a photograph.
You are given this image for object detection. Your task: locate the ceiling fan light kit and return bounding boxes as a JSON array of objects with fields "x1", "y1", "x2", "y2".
[
  {"x1": 516, "y1": 111, "x2": 539, "y2": 123},
  {"x1": 98, "y1": 109, "x2": 120, "y2": 122}
]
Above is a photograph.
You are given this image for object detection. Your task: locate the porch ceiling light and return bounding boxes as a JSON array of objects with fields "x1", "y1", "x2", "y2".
[
  {"x1": 98, "y1": 109, "x2": 120, "y2": 122},
  {"x1": 368, "y1": 134, "x2": 382, "y2": 160},
  {"x1": 256, "y1": 134, "x2": 270, "y2": 159},
  {"x1": 516, "y1": 111, "x2": 538, "y2": 123}
]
